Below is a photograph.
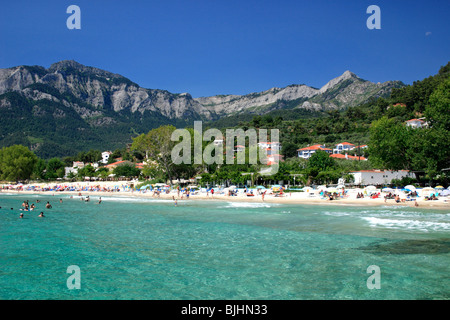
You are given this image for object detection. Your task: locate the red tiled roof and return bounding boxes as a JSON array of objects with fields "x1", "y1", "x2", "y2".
[
  {"x1": 297, "y1": 144, "x2": 331, "y2": 151},
  {"x1": 330, "y1": 154, "x2": 367, "y2": 161},
  {"x1": 106, "y1": 160, "x2": 127, "y2": 167},
  {"x1": 406, "y1": 119, "x2": 424, "y2": 122},
  {"x1": 106, "y1": 160, "x2": 144, "y2": 169},
  {"x1": 336, "y1": 142, "x2": 355, "y2": 146}
]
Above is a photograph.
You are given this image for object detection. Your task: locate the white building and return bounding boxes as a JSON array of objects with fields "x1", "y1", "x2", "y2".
[
  {"x1": 101, "y1": 151, "x2": 112, "y2": 164},
  {"x1": 350, "y1": 170, "x2": 414, "y2": 186},
  {"x1": 333, "y1": 142, "x2": 356, "y2": 154},
  {"x1": 297, "y1": 144, "x2": 333, "y2": 159},
  {"x1": 73, "y1": 161, "x2": 85, "y2": 169},
  {"x1": 64, "y1": 167, "x2": 78, "y2": 178}
]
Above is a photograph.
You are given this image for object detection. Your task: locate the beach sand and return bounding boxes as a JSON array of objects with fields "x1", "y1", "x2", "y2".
[{"x1": 2, "y1": 181, "x2": 449, "y2": 210}]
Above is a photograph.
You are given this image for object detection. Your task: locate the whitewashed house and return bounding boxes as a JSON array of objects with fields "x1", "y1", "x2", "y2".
[
  {"x1": 64, "y1": 167, "x2": 78, "y2": 178},
  {"x1": 101, "y1": 151, "x2": 112, "y2": 164},
  {"x1": 333, "y1": 142, "x2": 356, "y2": 154},
  {"x1": 297, "y1": 144, "x2": 333, "y2": 159},
  {"x1": 406, "y1": 119, "x2": 427, "y2": 128}
]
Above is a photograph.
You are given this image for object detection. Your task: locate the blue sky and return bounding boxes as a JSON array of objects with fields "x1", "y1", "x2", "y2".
[{"x1": 0, "y1": 0, "x2": 449, "y2": 97}]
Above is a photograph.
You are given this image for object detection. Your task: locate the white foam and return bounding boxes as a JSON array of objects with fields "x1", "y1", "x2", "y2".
[
  {"x1": 323, "y1": 211, "x2": 350, "y2": 217},
  {"x1": 362, "y1": 217, "x2": 450, "y2": 232},
  {"x1": 221, "y1": 202, "x2": 276, "y2": 209}
]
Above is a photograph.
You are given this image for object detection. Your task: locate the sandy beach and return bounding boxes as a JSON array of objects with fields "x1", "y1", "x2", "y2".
[{"x1": 2, "y1": 181, "x2": 449, "y2": 210}]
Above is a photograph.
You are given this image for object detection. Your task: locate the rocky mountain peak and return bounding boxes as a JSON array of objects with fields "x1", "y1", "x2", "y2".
[
  {"x1": 319, "y1": 70, "x2": 360, "y2": 93},
  {"x1": 48, "y1": 60, "x2": 85, "y2": 72}
]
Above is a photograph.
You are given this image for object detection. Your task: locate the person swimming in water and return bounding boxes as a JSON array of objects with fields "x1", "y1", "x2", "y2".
[
  {"x1": 45, "y1": 202, "x2": 52, "y2": 209},
  {"x1": 20, "y1": 212, "x2": 24, "y2": 219},
  {"x1": 38, "y1": 212, "x2": 44, "y2": 217}
]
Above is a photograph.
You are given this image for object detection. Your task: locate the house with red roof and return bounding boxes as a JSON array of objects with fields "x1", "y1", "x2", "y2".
[
  {"x1": 333, "y1": 142, "x2": 356, "y2": 154},
  {"x1": 105, "y1": 160, "x2": 144, "y2": 171},
  {"x1": 297, "y1": 144, "x2": 333, "y2": 159},
  {"x1": 406, "y1": 119, "x2": 427, "y2": 128},
  {"x1": 330, "y1": 153, "x2": 367, "y2": 161}
]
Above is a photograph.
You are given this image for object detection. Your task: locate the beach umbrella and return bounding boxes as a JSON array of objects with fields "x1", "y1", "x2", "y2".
[
  {"x1": 440, "y1": 190, "x2": 450, "y2": 196},
  {"x1": 364, "y1": 185, "x2": 377, "y2": 191},
  {"x1": 420, "y1": 187, "x2": 435, "y2": 197},
  {"x1": 435, "y1": 186, "x2": 444, "y2": 189},
  {"x1": 271, "y1": 185, "x2": 282, "y2": 192},
  {"x1": 326, "y1": 187, "x2": 338, "y2": 193},
  {"x1": 404, "y1": 185, "x2": 416, "y2": 192},
  {"x1": 382, "y1": 187, "x2": 394, "y2": 193},
  {"x1": 256, "y1": 186, "x2": 266, "y2": 189}
]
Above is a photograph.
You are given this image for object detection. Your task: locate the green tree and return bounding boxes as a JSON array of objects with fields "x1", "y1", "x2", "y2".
[
  {"x1": 113, "y1": 164, "x2": 141, "y2": 178},
  {"x1": 306, "y1": 150, "x2": 337, "y2": 185},
  {"x1": 368, "y1": 116, "x2": 411, "y2": 171},
  {"x1": 0, "y1": 145, "x2": 38, "y2": 182},
  {"x1": 425, "y1": 77, "x2": 450, "y2": 131},
  {"x1": 282, "y1": 142, "x2": 298, "y2": 159},
  {"x1": 131, "y1": 125, "x2": 177, "y2": 181},
  {"x1": 77, "y1": 165, "x2": 96, "y2": 179},
  {"x1": 32, "y1": 158, "x2": 47, "y2": 180},
  {"x1": 45, "y1": 158, "x2": 65, "y2": 180}
]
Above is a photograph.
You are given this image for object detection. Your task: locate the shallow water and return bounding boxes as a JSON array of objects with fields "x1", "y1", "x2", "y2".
[{"x1": 0, "y1": 194, "x2": 449, "y2": 299}]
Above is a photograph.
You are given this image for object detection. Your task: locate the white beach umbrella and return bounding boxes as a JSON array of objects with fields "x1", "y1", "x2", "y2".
[
  {"x1": 420, "y1": 187, "x2": 436, "y2": 197},
  {"x1": 364, "y1": 185, "x2": 377, "y2": 191},
  {"x1": 404, "y1": 185, "x2": 416, "y2": 192},
  {"x1": 382, "y1": 187, "x2": 394, "y2": 193}
]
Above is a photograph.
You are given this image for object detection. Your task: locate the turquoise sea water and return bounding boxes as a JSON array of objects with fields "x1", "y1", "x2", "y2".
[{"x1": 0, "y1": 193, "x2": 449, "y2": 300}]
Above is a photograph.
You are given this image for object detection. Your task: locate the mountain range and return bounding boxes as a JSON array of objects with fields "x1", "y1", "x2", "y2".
[{"x1": 0, "y1": 60, "x2": 404, "y2": 158}]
